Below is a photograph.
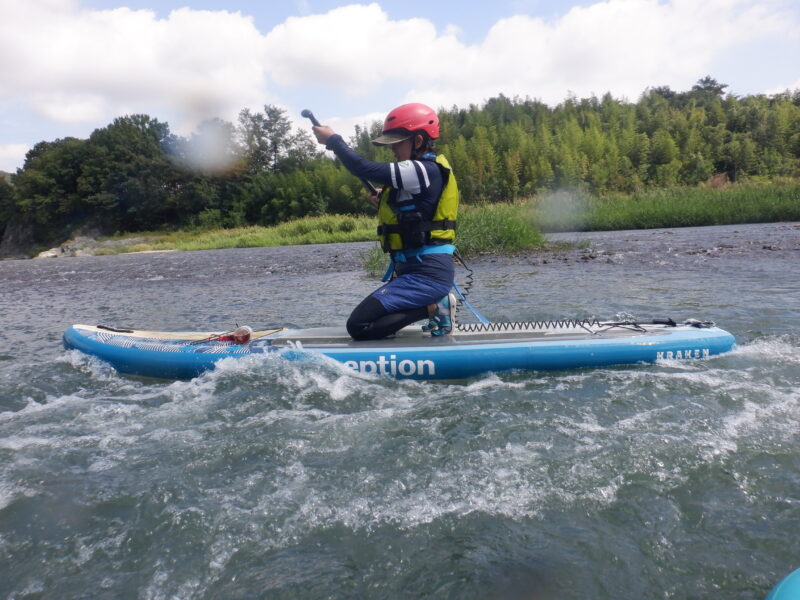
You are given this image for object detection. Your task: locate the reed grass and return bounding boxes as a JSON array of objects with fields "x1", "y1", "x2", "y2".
[
  {"x1": 95, "y1": 180, "x2": 798, "y2": 260},
  {"x1": 359, "y1": 243, "x2": 388, "y2": 278},
  {"x1": 531, "y1": 179, "x2": 800, "y2": 232},
  {"x1": 456, "y1": 202, "x2": 545, "y2": 255}
]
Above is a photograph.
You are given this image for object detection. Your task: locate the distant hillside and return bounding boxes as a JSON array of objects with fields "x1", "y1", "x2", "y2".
[{"x1": 0, "y1": 171, "x2": 11, "y2": 183}]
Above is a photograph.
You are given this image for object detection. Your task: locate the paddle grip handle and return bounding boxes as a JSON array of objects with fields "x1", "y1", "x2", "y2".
[
  {"x1": 303, "y1": 109, "x2": 377, "y2": 195},
  {"x1": 301, "y1": 109, "x2": 321, "y2": 127}
]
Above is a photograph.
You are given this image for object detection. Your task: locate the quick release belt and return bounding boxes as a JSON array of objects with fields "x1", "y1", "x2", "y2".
[{"x1": 376, "y1": 219, "x2": 457, "y2": 237}]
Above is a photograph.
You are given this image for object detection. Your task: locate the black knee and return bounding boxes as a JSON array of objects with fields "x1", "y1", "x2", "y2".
[
  {"x1": 347, "y1": 296, "x2": 387, "y2": 340},
  {"x1": 346, "y1": 318, "x2": 377, "y2": 341}
]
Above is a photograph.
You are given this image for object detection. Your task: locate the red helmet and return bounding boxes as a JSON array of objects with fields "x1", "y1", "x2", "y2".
[{"x1": 373, "y1": 103, "x2": 439, "y2": 145}]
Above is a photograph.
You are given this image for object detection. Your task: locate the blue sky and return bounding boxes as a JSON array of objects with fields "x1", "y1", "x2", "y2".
[{"x1": 1, "y1": 0, "x2": 798, "y2": 172}]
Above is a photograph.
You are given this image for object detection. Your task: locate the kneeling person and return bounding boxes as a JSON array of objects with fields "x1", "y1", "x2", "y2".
[{"x1": 312, "y1": 103, "x2": 459, "y2": 340}]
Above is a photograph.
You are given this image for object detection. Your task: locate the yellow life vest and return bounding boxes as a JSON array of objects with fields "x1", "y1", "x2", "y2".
[{"x1": 376, "y1": 154, "x2": 458, "y2": 253}]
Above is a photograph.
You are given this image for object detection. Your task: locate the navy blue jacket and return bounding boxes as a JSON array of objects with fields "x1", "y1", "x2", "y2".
[{"x1": 325, "y1": 134, "x2": 443, "y2": 222}]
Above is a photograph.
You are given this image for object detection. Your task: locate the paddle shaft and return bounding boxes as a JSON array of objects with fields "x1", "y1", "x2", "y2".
[{"x1": 302, "y1": 109, "x2": 377, "y2": 195}]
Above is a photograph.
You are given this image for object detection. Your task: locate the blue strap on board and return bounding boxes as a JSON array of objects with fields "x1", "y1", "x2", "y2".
[{"x1": 453, "y1": 282, "x2": 490, "y2": 325}]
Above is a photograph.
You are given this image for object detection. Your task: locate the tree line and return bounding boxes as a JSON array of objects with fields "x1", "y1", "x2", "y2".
[{"x1": 1, "y1": 77, "x2": 799, "y2": 249}]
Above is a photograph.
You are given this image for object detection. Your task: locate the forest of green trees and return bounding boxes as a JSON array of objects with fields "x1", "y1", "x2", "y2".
[{"x1": 1, "y1": 77, "x2": 799, "y2": 249}]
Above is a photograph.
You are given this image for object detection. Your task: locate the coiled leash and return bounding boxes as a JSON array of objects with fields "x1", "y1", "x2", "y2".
[{"x1": 452, "y1": 250, "x2": 490, "y2": 326}]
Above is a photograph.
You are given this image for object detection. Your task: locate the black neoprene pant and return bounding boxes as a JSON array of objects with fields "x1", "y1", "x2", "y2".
[{"x1": 347, "y1": 295, "x2": 429, "y2": 341}]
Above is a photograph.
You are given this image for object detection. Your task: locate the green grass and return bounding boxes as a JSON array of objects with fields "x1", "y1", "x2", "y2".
[
  {"x1": 531, "y1": 179, "x2": 800, "y2": 232},
  {"x1": 359, "y1": 243, "x2": 388, "y2": 278},
  {"x1": 96, "y1": 203, "x2": 546, "y2": 259},
  {"x1": 94, "y1": 179, "x2": 799, "y2": 268},
  {"x1": 456, "y1": 202, "x2": 545, "y2": 255},
  {"x1": 95, "y1": 214, "x2": 376, "y2": 254}
]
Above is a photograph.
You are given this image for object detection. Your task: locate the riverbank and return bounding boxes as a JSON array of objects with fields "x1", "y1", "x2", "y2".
[
  {"x1": 31, "y1": 202, "x2": 546, "y2": 259},
  {"x1": 24, "y1": 179, "x2": 800, "y2": 260},
  {"x1": 16, "y1": 221, "x2": 793, "y2": 279}
]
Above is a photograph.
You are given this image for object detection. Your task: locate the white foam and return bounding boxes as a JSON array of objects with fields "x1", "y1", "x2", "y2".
[
  {"x1": 17, "y1": 580, "x2": 45, "y2": 597},
  {"x1": 9, "y1": 327, "x2": 796, "y2": 570},
  {"x1": 235, "y1": 431, "x2": 629, "y2": 546},
  {"x1": 0, "y1": 435, "x2": 52, "y2": 450},
  {"x1": 0, "y1": 392, "x2": 89, "y2": 423},
  {"x1": 732, "y1": 336, "x2": 800, "y2": 365},
  {"x1": 719, "y1": 388, "x2": 800, "y2": 444},
  {"x1": 87, "y1": 457, "x2": 116, "y2": 472},
  {"x1": 60, "y1": 349, "x2": 120, "y2": 381},
  {"x1": 462, "y1": 374, "x2": 527, "y2": 393},
  {"x1": 0, "y1": 480, "x2": 31, "y2": 511}
]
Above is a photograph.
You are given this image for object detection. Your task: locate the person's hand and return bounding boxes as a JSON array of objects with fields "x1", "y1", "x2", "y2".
[
  {"x1": 312, "y1": 125, "x2": 335, "y2": 145},
  {"x1": 369, "y1": 188, "x2": 382, "y2": 207}
]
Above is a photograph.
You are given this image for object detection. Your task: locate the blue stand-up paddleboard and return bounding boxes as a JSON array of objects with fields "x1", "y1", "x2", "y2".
[
  {"x1": 63, "y1": 318, "x2": 735, "y2": 381},
  {"x1": 767, "y1": 568, "x2": 800, "y2": 600}
]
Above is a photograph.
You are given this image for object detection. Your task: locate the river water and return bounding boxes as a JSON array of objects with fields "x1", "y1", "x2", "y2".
[{"x1": 1, "y1": 222, "x2": 798, "y2": 599}]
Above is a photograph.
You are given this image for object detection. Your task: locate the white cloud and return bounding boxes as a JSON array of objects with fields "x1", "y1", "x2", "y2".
[
  {"x1": 409, "y1": 0, "x2": 795, "y2": 106},
  {"x1": 262, "y1": 1, "x2": 796, "y2": 108},
  {"x1": 768, "y1": 79, "x2": 800, "y2": 95},
  {"x1": 0, "y1": 1, "x2": 270, "y2": 132},
  {"x1": 0, "y1": 144, "x2": 30, "y2": 173},
  {"x1": 262, "y1": 4, "x2": 451, "y2": 93},
  {"x1": 0, "y1": 0, "x2": 797, "y2": 168},
  {"x1": 326, "y1": 111, "x2": 386, "y2": 140},
  {"x1": 31, "y1": 92, "x2": 108, "y2": 123}
]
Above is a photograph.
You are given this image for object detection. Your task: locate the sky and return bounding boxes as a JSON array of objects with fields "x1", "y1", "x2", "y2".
[{"x1": 1, "y1": 0, "x2": 799, "y2": 172}]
